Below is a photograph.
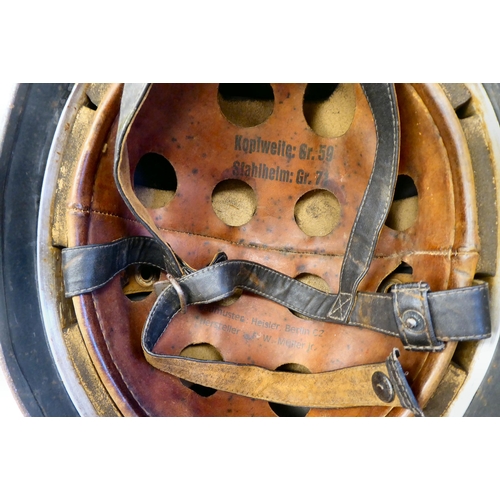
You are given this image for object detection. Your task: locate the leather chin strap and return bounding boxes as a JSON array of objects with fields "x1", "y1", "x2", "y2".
[
  {"x1": 62, "y1": 83, "x2": 492, "y2": 416},
  {"x1": 63, "y1": 236, "x2": 490, "y2": 349}
]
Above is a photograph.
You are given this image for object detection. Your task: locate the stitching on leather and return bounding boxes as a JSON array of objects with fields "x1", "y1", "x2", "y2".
[
  {"x1": 359, "y1": 85, "x2": 396, "y2": 282},
  {"x1": 68, "y1": 207, "x2": 480, "y2": 260},
  {"x1": 393, "y1": 290, "x2": 409, "y2": 345},
  {"x1": 329, "y1": 293, "x2": 352, "y2": 320},
  {"x1": 192, "y1": 284, "x2": 326, "y2": 320},
  {"x1": 179, "y1": 260, "x2": 337, "y2": 321},
  {"x1": 403, "y1": 345, "x2": 444, "y2": 352},
  {"x1": 331, "y1": 87, "x2": 380, "y2": 303},
  {"x1": 347, "y1": 324, "x2": 488, "y2": 343},
  {"x1": 357, "y1": 85, "x2": 397, "y2": 287},
  {"x1": 420, "y1": 287, "x2": 434, "y2": 346},
  {"x1": 147, "y1": 262, "x2": 331, "y2": 322},
  {"x1": 413, "y1": 285, "x2": 433, "y2": 346},
  {"x1": 330, "y1": 296, "x2": 348, "y2": 315},
  {"x1": 439, "y1": 334, "x2": 490, "y2": 341},
  {"x1": 387, "y1": 355, "x2": 413, "y2": 410},
  {"x1": 64, "y1": 237, "x2": 165, "y2": 295},
  {"x1": 64, "y1": 236, "x2": 152, "y2": 252},
  {"x1": 432, "y1": 286, "x2": 487, "y2": 297},
  {"x1": 348, "y1": 322, "x2": 398, "y2": 336},
  {"x1": 73, "y1": 247, "x2": 489, "y2": 335},
  {"x1": 68, "y1": 261, "x2": 163, "y2": 295},
  {"x1": 362, "y1": 294, "x2": 392, "y2": 300},
  {"x1": 146, "y1": 305, "x2": 397, "y2": 406},
  {"x1": 69, "y1": 206, "x2": 144, "y2": 224},
  {"x1": 330, "y1": 85, "x2": 397, "y2": 318}
]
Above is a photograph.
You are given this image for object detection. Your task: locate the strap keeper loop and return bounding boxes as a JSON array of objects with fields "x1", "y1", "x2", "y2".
[{"x1": 391, "y1": 282, "x2": 444, "y2": 351}]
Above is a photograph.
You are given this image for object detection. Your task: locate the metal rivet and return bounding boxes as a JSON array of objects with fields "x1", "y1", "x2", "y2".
[
  {"x1": 405, "y1": 317, "x2": 418, "y2": 329},
  {"x1": 372, "y1": 371, "x2": 395, "y2": 403},
  {"x1": 401, "y1": 310, "x2": 425, "y2": 332}
]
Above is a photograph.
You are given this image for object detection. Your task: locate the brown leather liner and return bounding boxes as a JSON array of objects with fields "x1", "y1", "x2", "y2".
[
  {"x1": 387, "y1": 83, "x2": 479, "y2": 417},
  {"x1": 67, "y1": 83, "x2": 479, "y2": 416},
  {"x1": 68, "y1": 84, "x2": 146, "y2": 416}
]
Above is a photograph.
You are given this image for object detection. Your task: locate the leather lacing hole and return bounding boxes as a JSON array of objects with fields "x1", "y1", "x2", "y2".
[
  {"x1": 385, "y1": 175, "x2": 418, "y2": 232},
  {"x1": 303, "y1": 83, "x2": 356, "y2": 138},
  {"x1": 269, "y1": 363, "x2": 311, "y2": 417},
  {"x1": 294, "y1": 189, "x2": 341, "y2": 237},
  {"x1": 218, "y1": 84, "x2": 274, "y2": 127},
  {"x1": 134, "y1": 152, "x2": 177, "y2": 209},
  {"x1": 212, "y1": 179, "x2": 257, "y2": 227},
  {"x1": 179, "y1": 343, "x2": 223, "y2": 397}
]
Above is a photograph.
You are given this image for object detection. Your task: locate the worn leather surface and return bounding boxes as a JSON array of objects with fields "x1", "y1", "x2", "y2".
[
  {"x1": 66, "y1": 83, "x2": 482, "y2": 416},
  {"x1": 144, "y1": 348, "x2": 416, "y2": 410},
  {"x1": 63, "y1": 237, "x2": 490, "y2": 346},
  {"x1": 328, "y1": 84, "x2": 399, "y2": 321},
  {"x1": 391, "y1": 282, "x2": 443, "y2": 350}
]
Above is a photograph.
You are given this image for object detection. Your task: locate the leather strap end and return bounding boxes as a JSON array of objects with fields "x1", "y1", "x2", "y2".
[{"x1": 386, "y1": 349, "x2": 424, "y2": 417}]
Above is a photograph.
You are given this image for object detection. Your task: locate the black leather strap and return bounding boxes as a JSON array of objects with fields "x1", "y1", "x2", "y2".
[
  {"x1": 62, "y1": 237, "x2": 168, "y2": 295},
  {"x1": 391, "y1": 282, "x2": 444, "y2": 351},
  {"x1": 329, "y1": 84, "x2": 399, "y2": 322},
  {"x1": 62, "y1": 236, "x2": 491, "y2": 350},
  {"x1": 113, "y1": 83, "x2": 186, "y2": 278},
  {"x1": 60, "y1": 83, "x2": 492, "y2": 416},
  {"x1": 386, "y1": 349, "x2": 424, "y2": 417}
]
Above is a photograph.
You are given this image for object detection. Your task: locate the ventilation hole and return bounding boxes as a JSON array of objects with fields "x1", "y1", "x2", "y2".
[
  {"x1": 304, "y1": 84, "x2": 340, "y2": 101},
  {"x1": 134, "y1": 152, "x2": 177, "y2": 209},
  {"x1": 121, "y1": 264, "x2": 160, "y2": 301},
  {"x1": 295, "y1": 273, "x2": 331, "y2": 292},
  {"x1": 377, "y1": 262, "x2": 414, "y2": 293},
  {"x1": 294, "y1": 189, "x2": 341, "y2": 236},
  {"x1": 126, "y1": 292, "x2": 152, "y2": 302},
  {"x1": 303, "y1": 83, "x2": 356, "y2": 138},
  {"x1": 385, "y1": 175, "x2": 419, "y2": 231},
  {"x1": 290, "y1": 273, "x2": 331, "y2": 319},
  {"x1": 179, "y1": 343, "x2": 223, "y2": 397},
  {"x1": 269, "y1": 363, "x2": 311, "y2": 417},
  {"x1": 212, "y1": 179, "x2": 257, "y2": 226},
  {"x1": 218, "y1": 84, "x2": 274, "y2": 127},
  {"x1": 455, "y1": 98, "x2": 476, "y2": 119}
]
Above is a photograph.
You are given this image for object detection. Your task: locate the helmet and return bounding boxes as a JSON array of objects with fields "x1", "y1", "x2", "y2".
[
  {"x1": 58, "y1": 83, "x2": 491, "y2": 416},
  {"x1": 2, "y1": 83, "x2": 496, "y2": 417}
]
